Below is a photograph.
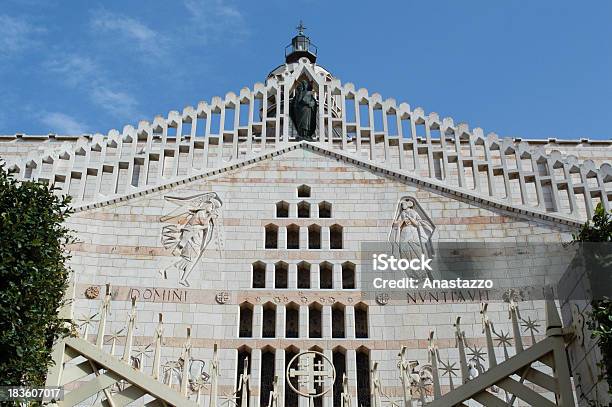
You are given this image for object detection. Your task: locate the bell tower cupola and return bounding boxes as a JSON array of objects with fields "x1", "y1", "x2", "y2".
[{"x1": 285, "y1": 21, "x2": 317, "y2": 64}]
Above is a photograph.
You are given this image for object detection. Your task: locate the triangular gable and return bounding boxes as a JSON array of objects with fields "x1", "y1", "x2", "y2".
[
  {"x1": 6, "y1": 59, "x2": 610, "y2": 223},
  {"x1": 71, "y1": 141, "x2": 583, "y2": 228}
]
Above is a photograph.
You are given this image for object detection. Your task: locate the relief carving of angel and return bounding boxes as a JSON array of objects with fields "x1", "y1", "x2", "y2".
[
  {"x1": 389, "y1": 196, "x2": 436, "y2": 272},
  {"x1": 160, "y1": 192, "x2": 223, "y2": 287}
]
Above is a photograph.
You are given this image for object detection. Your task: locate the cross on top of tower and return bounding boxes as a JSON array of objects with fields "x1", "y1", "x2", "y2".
[{"x1": 296, "y1": 20, "x2": 306, "y2": 36}]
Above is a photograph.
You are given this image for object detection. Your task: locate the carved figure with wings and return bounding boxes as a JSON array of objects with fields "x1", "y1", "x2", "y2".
[{"x1": 159, "y1": 192, "x2": 223, "y2": 287}]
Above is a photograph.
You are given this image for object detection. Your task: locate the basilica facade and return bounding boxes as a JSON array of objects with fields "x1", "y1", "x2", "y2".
[{"x1": 1, "y1": 28, "x2": 610, "y2": 406}]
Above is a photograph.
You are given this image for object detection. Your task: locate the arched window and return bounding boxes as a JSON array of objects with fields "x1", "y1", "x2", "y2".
[
  {"x1": 332, "y1": 303, "x2": 345, "y2": 338},
  {"x1": 262, "y1": 302, "x2": 276, "y2": 338},
  {"x1": 356, "y1": 347, "x2": 371, "y2": 407},
  {"x1": 265, "y1": 224, "x2": 278, "y2": 249},
  {"x1": 330, "y1": 224, "x2": 343, "y2": 249},
  {"x1": 285, "y1": 302, "x2": 299, "y2": 338},
  {"x1": 276, "y1": 201, "x2": 289, "y2": 218},
  {"x1": 285, "y1": 346, "x2": 300, "y2": 407},
  {"x1": 308, "y1": 224, "x2": 321, "y2": 249},
  {"x1": 236, "y1": 346, "x2": 251, "y2": 407},
  {"x1": 298, "y1": 201, "x2": 310, "y2": 218},
  {"x1": 355, "y1": 302, "x2": 369, "y2": 338},
  {"x1": 275, "y1": 261, "x2": 288, "y2": 289},
  {"x1": 297, "y1": 184, "x2": 311, "y2": 197},
  {"x1": 342, "y1": 262, "x2": 355, "y2": 289},
  {"x1": 308, "y1": 303, "x2": 322, "y2": 338},
  {"x1": 297, "y1": 261, "x2": 311, "y2": 289},
  {"x1": 259, "y1": 347, "x2": 276, "y2": 407},
  {"x1": 332, "y1": 347, "x2": 347, "y2": 407},
  {"x1": 318, "y1": 201, "x2": 332, "y2": 218},
  {"x1": 287, "y1": 224, "x2": 300, "y2": 249},
  {"x1": 239, "y1": 302, "x2": 253, "y2": 338},
  {"x1": 310, "y1": 346, "x2": 325, "y2": 407},
  {"x1": 252, "y1": 261, "x2": 266, "y2": 288},
  {"x1": 319, "y1": 262, "x2": 333, "y2": 289}
]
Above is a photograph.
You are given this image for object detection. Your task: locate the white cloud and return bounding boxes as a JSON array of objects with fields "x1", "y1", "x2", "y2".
[
  {"x1": 91, "y1": 9, "x2": 167, "y2": 54},
  {"x1": 45, "y1": 55, "x2": 98, "y2": 86},
  {"x1": 45, "y1": 53, "x2": 142, "y2": 120},
  {"x1": 183, "y1": 0, "x2": 248, "y2": 42},
  {"x1": 40, "y1": 112, "x2": 88, "y2": 134},
  {"x1": 91, "y1": 86, "x2": 140, "y2": 119},
  {"x1": 0, "y1": 14, "x2": 42, "y2": 58}
]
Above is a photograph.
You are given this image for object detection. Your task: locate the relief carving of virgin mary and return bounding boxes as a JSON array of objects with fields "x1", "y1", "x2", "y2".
[{"x1": 388, "y1": 196, "x2": 436, "y2": 266}]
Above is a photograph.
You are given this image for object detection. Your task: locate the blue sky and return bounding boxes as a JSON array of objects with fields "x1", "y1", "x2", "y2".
[{"x1": 0, "y1": 0, "x2": 610, "y2": 139}]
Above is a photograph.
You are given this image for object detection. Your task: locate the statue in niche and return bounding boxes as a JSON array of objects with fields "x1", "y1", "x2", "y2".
[
  {"x1": 160, "y1": 192, "x2": 223, "y2": 287},
  {"x1": 290, "y1": 79, "x2": 318, "y2": 141},
  {"x1": 389, "y1": 196, "x2": 435, "y2": 277}
]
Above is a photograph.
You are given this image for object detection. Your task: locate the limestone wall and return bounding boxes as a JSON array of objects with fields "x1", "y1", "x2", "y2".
[{"x1": 66, "y1": 148, "x2": 574, "y2": 405}]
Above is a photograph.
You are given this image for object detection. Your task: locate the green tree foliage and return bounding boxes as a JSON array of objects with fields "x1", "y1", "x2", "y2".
[
  {"x1": 0, "y1": 164, "x2": 74, "y2": 386},
  {"x1": 573, "y1": 203, "x2": 612, "y2": 393}
]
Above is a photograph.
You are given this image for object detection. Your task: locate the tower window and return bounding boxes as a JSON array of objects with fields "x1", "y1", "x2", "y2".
[
  {"x1": 298, "y1": 201, "x2": 311, "y2": 218},
  {"x1": 276, "y1": 201, "x2": 289, "y2": 218},
  {"x1": 308, "y1": 224, "x2": 321, "y2": 249},
  {"x1": 330, "y1": 224, "x2": 343, "y2": 249},
  {"x1": 297, "y1": 261, "x2": 311, "y2": 289},
  {"x1": 297, "y1": 184, "x2": 311, "y2": 197},
  {"x1": 265, "y1": 224, "x2": 278, "y2": 249},
  {"x1": 319, "y1": 262, "x2": 333, "y2": 289},
  {"x1": 287, "y1": 224, "x2": 300, "y2": 249},
  {"x1": 252, "y1": 261, "x2": 266, "y2": 288},
  {"x1": 318, "y1": 201, "x2": 332, "y2": 218},
  {"x1": 262, "y1": 303, "x2": 276, "y2": 338},
  {"x1": 275, "y1": 262, "x2": 288, "y2": 289},
  {"x1": 308, "y1": 303, "x2": 322, "y2": 338},
  {"x1": 239, "y1": 302, "x2": 253, "y2": 338}
]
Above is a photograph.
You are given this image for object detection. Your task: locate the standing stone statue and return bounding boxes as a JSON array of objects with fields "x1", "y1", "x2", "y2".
[
  {"x1": 389, "y1": 196, "x2": 435, "y2": 271},
  {"x1": 290, "y1": 79, "x2": 318, "y2": 141}
]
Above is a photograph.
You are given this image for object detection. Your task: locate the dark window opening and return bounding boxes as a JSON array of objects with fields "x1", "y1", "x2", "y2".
[
  {"x1": 252, "y1": 261, "x2": 266, "y2": 288},
  {"x1": 308, "y1": 224, "x2": 321, "y2": 249},
  {"x1": 342, "y1": 262, "x2": 355, "y2": 289},
  {"x1": 239, "y1": 303, "x2": 253, "y2": 338},
  {"x1": 275, "y1": 262, "x2": 288, "y2": 289},
  {"x1": 287, "y1": 224, "x2": 300, "y2": 249},
  {"x1": 330, "y1": 224, "x2": 343, "y2": 249},
  {"x1": 276, "y1": 201, "x2": 289, "y2": 218},
  {"x1": 265, "y1": 224, "x2": 278, "y2": 249},
  {"x1": 285, "y1": 303, "x2": 299, "y2": 338},
  {"x1": 319, "y1": 262, "x2": 333, "y2": 289},
  {"x1": 262, "y1": 303, "x2": 276, "y2": 338},
  {"x1": 297, "y1": 184, "x2": 311, "y2": 197},
  {"x1": 297, "y1": 262, "x2": 311, "y2": 289},
  {"x1": 309, "y1": 303, "x2": 322, "y2": 338},
  {"x1": 355, "y1": 303, "x2": 369, "y2": 338},
  {"x1": 318, "y1": 201, "x2": 332, "y2": 218}
]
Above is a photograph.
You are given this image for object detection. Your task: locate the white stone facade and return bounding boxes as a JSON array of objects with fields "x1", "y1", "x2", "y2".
[{"x1": 1, "y1": 55, "x2": 609, "y2": 406}]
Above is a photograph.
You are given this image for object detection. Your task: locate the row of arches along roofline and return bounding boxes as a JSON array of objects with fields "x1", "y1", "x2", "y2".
[{"x1": 7, "y1": 58, "x2": 612, "y2": 220}]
